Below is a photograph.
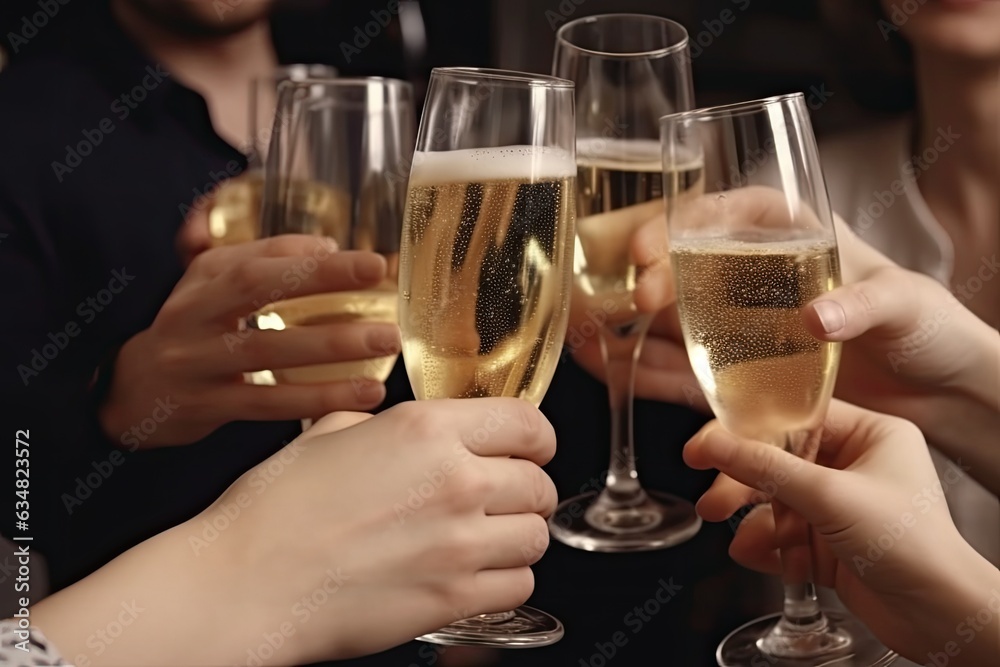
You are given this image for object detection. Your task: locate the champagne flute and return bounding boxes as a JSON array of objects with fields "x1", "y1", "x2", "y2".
[
  {"x1": 661, "y1": 93, "x2": 896, "y2": 667},
  {"x1": 245, "y1": 77, "x2": 415, "y2": 422},
  {"x1": 549, "y1": 13, "x2": 702, "y2": 552},
  {"x1": 209, "y1": 63, "x2": 338, "y2": 248},
  {"x1": 399, "y1": 67, "x2": 575, "y2": 647}
]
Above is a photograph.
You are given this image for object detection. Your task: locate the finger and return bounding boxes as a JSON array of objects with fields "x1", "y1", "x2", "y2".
[
  {"x1": 303, "y1": 411, "x2": 374, "y2": 437},
  {"x1": 469, "y1": 568, "x2": 534, "y2": 616},
  {"x1": 632, "y1": 217, "x2": 673, "y2": 313},
  {"x1": 695, "y1": 473, "x2": 762, "y2": 522},
  {"x1": 802, "y1": 268, "x2": 923, "y2": 341},
  {"x1": 186, "y1": 234, "x2": 340, "y2": 279},
  {"x1": 219, "y1": 322, "x2": 400, "y2": 374},
  {"x1": 217, "y1": 381, "x2": 387, "y2": 423},
  {"x1": 482, "y1": 459, "x2": 558, "y2": 518},
  {"x1": 427, "y1": 398, "x2": 555, "y2": 466},
  {"x1": 195, "y1": 252, "x2": 387, "y2": 323},
  {"x1": 682, "y1": 421, "x2": 828, "y2": 521},
  {"x1": 475, "y1": 514, "x2": 550, "y2": 569},
  {"x1": 637, "y1": 332, "x2": 692, "y2": 372},
  {"x1": 177, "y1": 206, "x2": 213, "y2": 268},
  {"x1": 728, "y1": 504, "x2": 782, "y2": 576}
]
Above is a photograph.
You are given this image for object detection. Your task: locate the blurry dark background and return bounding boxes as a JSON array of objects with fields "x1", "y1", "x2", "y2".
[{"x1": 0, "y1": 0, "x2": 915, "y2": 136}]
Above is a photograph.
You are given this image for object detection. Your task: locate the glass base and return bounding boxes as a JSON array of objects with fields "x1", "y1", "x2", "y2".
[
  {"x1": 417, "y1": 606, "x2": 564, "y2": 648},
  {"x1": 718, "y1": 610, "x2": 898, "y2": 666},
  {"x1": 548, "y1": 490, "x2": 702, "y2": 552}
]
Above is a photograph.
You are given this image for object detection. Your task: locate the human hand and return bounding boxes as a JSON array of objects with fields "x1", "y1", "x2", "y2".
[
  {"x1": 684, "y1": 400, "x2": 1000, "y2": 665},
  {"x1": 33, "y1": 398, "x2": 558, "y2": 666},
  {"x1": 98, "y1": 235, "x2": 398, "y2": 447}
]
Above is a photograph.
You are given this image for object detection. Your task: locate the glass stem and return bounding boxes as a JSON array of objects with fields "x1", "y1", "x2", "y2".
[
  {"x1": 598, "y1": 319, "x2": 649, "y2": 503},
  {"x1": 780, "y1": 582, "x2": 824, "y2": 628},
  {"x1": 758, "y1": 427, "x2": 851, "y2": 659}
]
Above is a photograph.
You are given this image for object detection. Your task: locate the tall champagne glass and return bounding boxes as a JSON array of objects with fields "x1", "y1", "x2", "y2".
[
  {"x1": 245, "y1": 78, "x2": 415, "y2": 420},
  {"x1": 662, "y1": 93, "x2": 896, "y2": 667},
  {"x1": 399, "y1": 67, "x2": 576, "y2": 647},
  {"x1": 549, "y1": 13, "x2": 702, "y2": 552},
  {"x1": 209, "y1": 63, "x2": 338, "y2": 248}
]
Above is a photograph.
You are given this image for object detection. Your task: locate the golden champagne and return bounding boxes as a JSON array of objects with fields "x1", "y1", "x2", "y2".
[
  {"x1": 399, "y1": 147, "x2": 576, "y2": 405},
  {"x1": 248, "y1": 281, "x2": 399, "y2": 384},
  {"x1": 209, "y1": 172, "x2": 264, "y2": 247},
  {"x1": 575, "y1": 139, "x2": 704, "y2": 327},
  {"x1": 209, "y1": 174, "x2": 353, "y2": 246},
  {"x1": 672, "y1": 239, "x2": 841, "y2": 442}
]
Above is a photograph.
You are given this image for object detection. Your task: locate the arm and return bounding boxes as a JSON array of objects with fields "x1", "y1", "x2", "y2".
[{"x1": 29, "y1": 398, "x2": 558, "y2": 666}]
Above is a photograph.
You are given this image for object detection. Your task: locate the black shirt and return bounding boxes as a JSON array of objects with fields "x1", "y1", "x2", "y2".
[{"x1": 0, "y1": 5, "x2": 300, "y2": 589}]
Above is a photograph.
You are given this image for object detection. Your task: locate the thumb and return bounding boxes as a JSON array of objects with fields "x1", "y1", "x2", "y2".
[
  {"x1": 683, "y1": 422, "x2": 828, "y2": 523},
  {"x1": 802, "y1": 267, "x2": 923, "y2": 342}
]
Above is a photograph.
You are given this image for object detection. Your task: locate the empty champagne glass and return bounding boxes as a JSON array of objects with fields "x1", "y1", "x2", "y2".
[
  {"x1": 399, "y1": 67, "x2": 576, "y2": 647},
  {"x1": 662, "y1": 93, "x2": 896, "y2": 667},
  {"x1": 245, "y1": 78, "x2": 415, "y2": 422},
  {"x1": 549, "y1": 13, "x2": 702, "y2": 552}
]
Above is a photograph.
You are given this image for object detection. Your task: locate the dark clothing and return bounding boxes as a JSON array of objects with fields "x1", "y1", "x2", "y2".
[
  {"x1": 0, "y1": 5, "x2": 767, "y2": 667},
  {"x1": 0, "y1": 5, "x2": 299, "y2": 589}
]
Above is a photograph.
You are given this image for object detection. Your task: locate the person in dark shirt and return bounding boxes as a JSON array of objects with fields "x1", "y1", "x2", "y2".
[{"x1": 0, "y1": 0, "x2": 395, "y2": 593}]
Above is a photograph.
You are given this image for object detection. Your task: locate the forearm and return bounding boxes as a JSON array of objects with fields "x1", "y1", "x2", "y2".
[
  {"x1": 31, "y1": 522, "x2": 247, "y2": 667},
  {"x1": 906, "y1": 544, "x2": 1000, "y2": 667}
]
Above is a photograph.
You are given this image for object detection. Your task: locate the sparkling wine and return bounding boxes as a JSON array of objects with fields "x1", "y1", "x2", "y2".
[
  {"x1": 399, "y1": 147, "x2": 576, "y2": 406},
  {"x1": 575, "y1": 139, "x2": 703, "y2": 327},
  {"x1": 248, "y1": 281, "x2": 399, "y2": 384},
  {"x1": 209, "y1": 173, "x2": 353, "y2": 246},
  {"x1": 672, "y1": 238, "x2": 841, "y2": 442}
]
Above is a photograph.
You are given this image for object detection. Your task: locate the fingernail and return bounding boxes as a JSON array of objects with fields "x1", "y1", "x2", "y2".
[
  {"x1": 323, "y1": 237, "x2": 339, "y2": 252},
  {"x1": 812, "y1": 300, "x2": 846, "y2": 334}
]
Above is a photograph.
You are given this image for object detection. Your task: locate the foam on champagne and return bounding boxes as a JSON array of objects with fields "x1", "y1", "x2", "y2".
[{"x1": 408, "y1": 146, "x2": 576, "y2": 187}]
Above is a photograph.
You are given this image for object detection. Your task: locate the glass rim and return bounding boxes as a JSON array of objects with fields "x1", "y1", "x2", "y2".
[
  {"x1": 276, "y1": 75, "x2": 413, "y2": 91},
  {"x1": 555, "y1": 13, "x2": 689, "y2": 59},
  {"x1": 660, "y1": 93, "x2": 805, "y2": 125},
  {"x1": 430, "y1": 67, "x2": 574, "y2": 88}
]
